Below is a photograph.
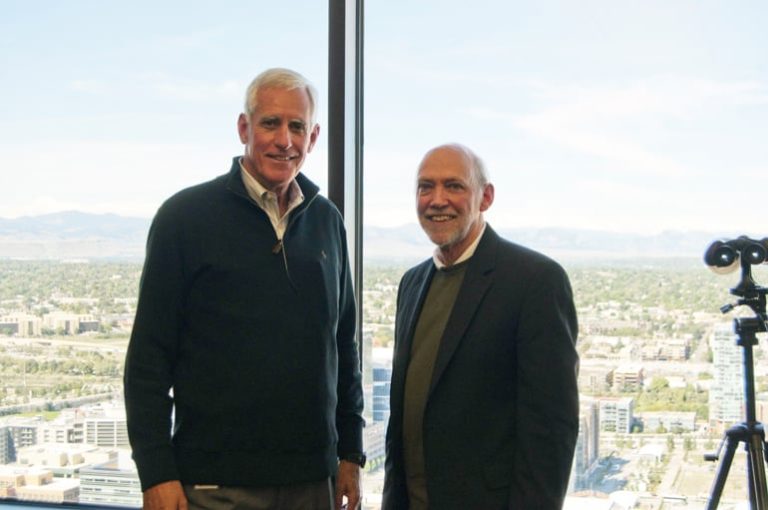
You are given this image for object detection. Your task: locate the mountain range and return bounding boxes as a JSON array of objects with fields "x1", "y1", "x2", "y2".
[
  {"x1": 0, "y1": 211, "x2": 741, "y2": 262},
  {"x1": 0, "y1": 211, "x2": 150, "y2": 260}
]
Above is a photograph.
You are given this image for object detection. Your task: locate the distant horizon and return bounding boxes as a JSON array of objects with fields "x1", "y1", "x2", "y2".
[
  {"x1": 1, "y1": 208, "x2": 764, "y2": 239},
  {"x1": 3, "y1": 209, "x2": 767, "y2": 267}
]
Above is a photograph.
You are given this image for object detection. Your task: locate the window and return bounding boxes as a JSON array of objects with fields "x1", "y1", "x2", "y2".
[
  {"x1": 1, "y1": 1, "x2": 328, "y2": 507},
  {"x1": 361, "y1": 1, "x2": 768, "y2": 507},
  {"x1": 1, "y1": 1, "x2": 767, "y2": 509}
]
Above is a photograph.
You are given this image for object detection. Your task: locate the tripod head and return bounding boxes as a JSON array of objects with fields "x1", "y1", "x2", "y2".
[
  {"x1": 704, "y1": 235, "x2": 768, "y2": 323},
  {"x1": 703, "y1": 236, "x2": 768, "y2": 510}
]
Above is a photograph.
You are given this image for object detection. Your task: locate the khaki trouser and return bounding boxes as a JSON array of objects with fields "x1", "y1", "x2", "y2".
[{"x1": 184, "y1": 478, "x2": 333, "y2": 510}]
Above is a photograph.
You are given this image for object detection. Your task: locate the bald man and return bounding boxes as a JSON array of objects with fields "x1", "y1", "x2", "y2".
[{"x1": 382, "y1": 144, "x2": 579, "y2": 510}]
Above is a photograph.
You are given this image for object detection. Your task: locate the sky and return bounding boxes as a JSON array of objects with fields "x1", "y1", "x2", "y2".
[{"x1": 1, "y1": 0, "x2": 767, "y2": 239}]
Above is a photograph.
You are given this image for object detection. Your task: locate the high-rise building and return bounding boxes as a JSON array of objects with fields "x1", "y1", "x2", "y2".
[
  {"x1": 569, "y1": 397, "x2": 600, "y2": 492},
  {"x1": 710, "y1": 323, "x2": 743, "y2": 429},
  {"x1": 372, "y1": 365, "x2": 392, "y2": 423},
  {"x1": 598, "y1": 397, "x2": 634, "y2": 433},
  {"x1": 83, "y1": 404, "x2": 129, "y2": 448},
  {"x1": 0, "y1": 426, "x2": 13, "y2": 464},
  {"x1": 0, "y1": 417, "x2": 41, "y2": 463},
  {"x1": 363, "y1": 421, "x2": 387, "y2": 469}
]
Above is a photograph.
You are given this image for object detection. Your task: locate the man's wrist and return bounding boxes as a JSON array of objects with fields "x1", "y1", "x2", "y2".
[{"x1": 339, "y1": 452, "x2": 366, "y2": 468}]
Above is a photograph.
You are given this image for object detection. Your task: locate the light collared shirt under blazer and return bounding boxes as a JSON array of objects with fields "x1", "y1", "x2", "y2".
[{"x1": 382, "y1": 225, "x2": 580, "y2": 510}]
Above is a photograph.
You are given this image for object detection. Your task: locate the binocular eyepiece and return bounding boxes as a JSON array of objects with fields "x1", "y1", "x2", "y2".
[{"x1": 704, "y1": 236, "x2": 768, "y2": 275}]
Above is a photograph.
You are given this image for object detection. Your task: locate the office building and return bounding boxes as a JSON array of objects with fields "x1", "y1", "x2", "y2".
[
  {"x1": 710, "y1": 323, "x2": 743, "y2": 429},
  {"x1": 599, "y1": 397, "x2": 634, "y2": 433},
  {"x1": 372, "y1": 365, "x2": 392, "y2": 423},
  {"x1": 79, "y1": 462, "x2": 141, "y2": 508}
]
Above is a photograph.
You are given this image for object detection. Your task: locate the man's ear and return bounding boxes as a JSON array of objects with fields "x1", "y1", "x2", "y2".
[
  {"x1": 307, "y1": 123, "x2": 320, "y2": 153},
  {"x1": 237, "y1": 113, "x2": 249, "y2": 144},
  {"x1": 480, "y1": 183, "x2": 495, "y2": 212}
]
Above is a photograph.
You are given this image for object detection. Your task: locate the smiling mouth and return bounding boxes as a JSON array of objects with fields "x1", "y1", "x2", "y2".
[
  {"x1": 427, "y1": 214, "x2": 455, "y2": 222},
  {"x1": 269, "y1": 155, "x2": 297, "y2": 162}
]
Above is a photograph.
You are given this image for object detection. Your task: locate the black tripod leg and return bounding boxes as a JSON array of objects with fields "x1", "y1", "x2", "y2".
[
  {"x1": 707, "y1": 435, "x2": 740, "y2": 510},
  {"x1": 747, "y1": 434, "x2": 768, "y2": 509}
]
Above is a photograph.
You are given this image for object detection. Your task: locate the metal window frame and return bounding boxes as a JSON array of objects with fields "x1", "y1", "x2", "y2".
[{"x1": 329, "y1": 0, "x2": 365, "y2": 353}]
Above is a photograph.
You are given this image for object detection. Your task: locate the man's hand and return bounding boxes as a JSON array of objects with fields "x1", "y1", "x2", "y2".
[
  {"x1": 335, "y1": 460, "x2": 362, "y2": 510},
  {"x1": 143, "y1": 480, "x2": 188, "y2": 510}
]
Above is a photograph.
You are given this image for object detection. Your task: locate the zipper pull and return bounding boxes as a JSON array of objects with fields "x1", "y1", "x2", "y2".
[{"x1": 272, "y1": 240, "x2": 283, "y2": 254}]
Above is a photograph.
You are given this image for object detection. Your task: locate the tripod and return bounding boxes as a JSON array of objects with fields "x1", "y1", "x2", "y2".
[{"x1": 705, "y1": 242, "x2": 768, "y2": 510}]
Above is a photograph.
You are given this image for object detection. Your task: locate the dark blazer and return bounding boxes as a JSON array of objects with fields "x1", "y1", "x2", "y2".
[{"x1": 382, "y1": 226, "x2": 579, "y2": 510}]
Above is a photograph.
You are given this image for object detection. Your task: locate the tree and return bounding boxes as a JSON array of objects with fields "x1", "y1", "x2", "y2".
[{"x1": 650, "y1": 377, "x2": 670, "y2": 392}]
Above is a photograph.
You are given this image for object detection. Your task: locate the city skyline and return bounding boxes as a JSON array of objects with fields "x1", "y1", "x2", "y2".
[
  {"x1": 1, "y1": 1, "x2": 766, "y2": 239},
  {"x1": 1, "y1": 257, "x2": 765, "y2": 507}
]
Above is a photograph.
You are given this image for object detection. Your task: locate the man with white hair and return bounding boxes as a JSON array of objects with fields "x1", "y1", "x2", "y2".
[
  {"x1": 383, "y1": 143, "x2": 579, "y2": 509},
  {"x1": 125, "y1": 68, "x2": 365, "y2": 510}
]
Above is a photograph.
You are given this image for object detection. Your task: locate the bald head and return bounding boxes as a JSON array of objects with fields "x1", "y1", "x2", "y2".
[
  {"x1": 419, "y1": 143, "x2": 489, "y2": 191},
  {"x1": 416, "y1": 143, "x2": 495, "y2": 265}
]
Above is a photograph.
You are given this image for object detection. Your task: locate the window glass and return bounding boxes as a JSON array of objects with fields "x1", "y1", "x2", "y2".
[
  {"x1": 0, "y1": 1, "x2": 327, "y2": 506},
  {"x1": 362, "y1": 1, "x2": 768, "y2": 508}
]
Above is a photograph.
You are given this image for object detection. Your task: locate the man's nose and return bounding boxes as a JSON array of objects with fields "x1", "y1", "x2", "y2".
[
  {"x1": 274, "y1": 126, "x2": 293, "y2": 149},
  {"x1": 429, "y1": 186, "x2": 448, "y2": 206}
]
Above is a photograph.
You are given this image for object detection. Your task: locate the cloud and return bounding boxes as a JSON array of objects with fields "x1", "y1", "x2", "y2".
[
  {"x1": 69, "y1": 80, "x2": 110, "y2": 95},
  {"x1": 516, "y1": 114, "x2": 689, "y2": 177},
  {"x1": 527, "y1": 75, "x2": 768, "y2": 118},
  {"x1": 144, "y1": 74, "x2": 243, "y2": 102},
  {"x1": 466, "y1": 75, "x2": 768, "y2": 179},
  {"x1": 68, "y1": 73, "x2": 243, "y2": 104},
  {"x1": 0, "y1": 140, "x2": 229, "y2": 218}
]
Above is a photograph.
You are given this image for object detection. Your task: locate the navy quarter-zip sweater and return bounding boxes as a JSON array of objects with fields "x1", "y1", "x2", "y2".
[{"x1": 124, "y1": 157, "x2": 364, "y2": 491}]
